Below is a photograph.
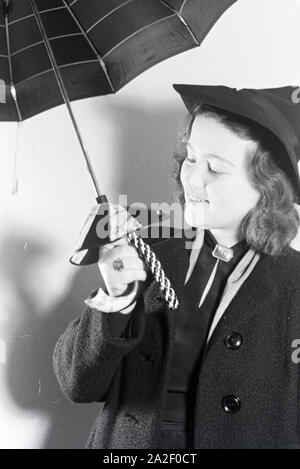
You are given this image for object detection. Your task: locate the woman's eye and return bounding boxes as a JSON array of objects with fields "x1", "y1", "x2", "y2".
[
  {"x1": 208, "y1": 163, "x2": 222, "y2": 174},
  {"x1": 184, "y1": 157, "x2": 224, "y2": 174},
  {"x1": 185, "y1": 156, "x2": 196, "y2": 163}
]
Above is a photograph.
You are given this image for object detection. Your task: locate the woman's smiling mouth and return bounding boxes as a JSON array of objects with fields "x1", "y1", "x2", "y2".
[{"x1": 187, "y1": 194, "x2": 209, "y2": 204}]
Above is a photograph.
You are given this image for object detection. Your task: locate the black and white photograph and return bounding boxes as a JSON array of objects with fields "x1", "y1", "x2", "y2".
[{"x1": 0, "y1": 0, "x2": 300, "y2": 450}]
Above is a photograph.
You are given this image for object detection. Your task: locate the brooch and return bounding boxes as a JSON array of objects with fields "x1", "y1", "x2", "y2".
[{"x1": 212, "y1": 244, "x2": 234, "y2": 262}]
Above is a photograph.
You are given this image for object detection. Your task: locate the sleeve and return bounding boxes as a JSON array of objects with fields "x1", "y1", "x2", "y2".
[
  {"x1": 53, "y1": 294, "x2": 146, "y2": 404},
  {"x1": 53, "y1": 232, "x2": 169, "y2": 404},
  {"x1": 105, "y1": 308, "x2": 135, "y2": 338},
  {"x1": 84, "y1": 285, "x2": 137, "y2": 338}
]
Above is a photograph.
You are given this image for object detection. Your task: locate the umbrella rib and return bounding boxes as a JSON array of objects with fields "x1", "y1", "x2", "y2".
[
  {"x1": 36, "y1": 6, "x2": 66, "y2": 14},
  {"x1": 16, "y1": 68, "x2": 54, "y2": 87},
  {"x1": 8, "y1": 13, "x2": 35, "y2": 26},
  {"x1": 156, "y1": 0, "x2": 199, "y2": 45},
  {"x1": 4, "y1": 0, "x2": 22, "y2": 121},
  {"x1": 6, "y1": 6, "x2": 66, "y2": 26},
  {"x1": 180, "y1": 0, "x2": 189, "y2": 14},
  {"x1": 11, "y1": 41, "x2": 44, "y2": 57},
  {"x1": 50, "y1": 32, "x2": 82, "y2": 40},
  {"x1": 59, "y1": 59, "x2": 100, "y2": 69},
  {"x1": 86, "y1": 0, "x2": 135, "y2": 34},
  {"x1": 62, "y1": 0, "x2": 115, "y2": 94},
  {"x1": 102, "y1": 14, "x2": 176, "y2": 59},
  {"x1": 11, "y1": 33, "x2": 84, "y2": 58},
  {"x1": 15, "y1": 60, "x2": 100, "y2": 87}
]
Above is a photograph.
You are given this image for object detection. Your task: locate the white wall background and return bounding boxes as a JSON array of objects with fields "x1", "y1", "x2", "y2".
[{"x1": 0, "y1": 0, "x2": 300, "y2": 448}]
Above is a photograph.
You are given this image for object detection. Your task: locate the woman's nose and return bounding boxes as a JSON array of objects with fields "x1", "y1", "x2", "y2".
[{"x1": 186, "y1": 161, "x2": 210, "y2": 187}]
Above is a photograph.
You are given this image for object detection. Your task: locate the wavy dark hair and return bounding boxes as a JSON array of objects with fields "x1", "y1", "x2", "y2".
[{"x1": 172, "y1": 104, "x2": 299, "y2": 256}]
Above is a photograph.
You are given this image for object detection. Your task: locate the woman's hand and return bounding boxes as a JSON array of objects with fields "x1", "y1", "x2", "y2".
[
  {"x1": 98, "y1": 237, "x2": 147, "y2": 297},
  {"x1": 98, "y1": 204, "x2": 147, "y2": 298}
]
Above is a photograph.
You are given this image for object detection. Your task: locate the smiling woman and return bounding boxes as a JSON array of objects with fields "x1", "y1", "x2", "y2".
[
  {"x1": 53, "y1": 84, "x2": 300, "y2": 449},
  {"x1": 174, "y1": 103, "x2": 299, "y2": 254}
]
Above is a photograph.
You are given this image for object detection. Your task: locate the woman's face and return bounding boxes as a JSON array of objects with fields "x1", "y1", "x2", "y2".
[{"x1": 180, "y1": 115, "x2": 261, "y2": 235}]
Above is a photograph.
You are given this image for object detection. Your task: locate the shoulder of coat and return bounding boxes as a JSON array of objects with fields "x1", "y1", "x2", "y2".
[
  {"x1": 263, "y1": 246, "x2": 300, "y2": 283},
  {"x1": 286, "y1": 247, "x2": 300, "y2": 279},
  {"x1": 137, "y1": 225, "x2": 186, "y2": 247}
]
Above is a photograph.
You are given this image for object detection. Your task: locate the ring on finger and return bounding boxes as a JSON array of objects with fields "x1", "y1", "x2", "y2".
[{"x1": 112, "y1": 258, "x2": 125, "y2": 272}]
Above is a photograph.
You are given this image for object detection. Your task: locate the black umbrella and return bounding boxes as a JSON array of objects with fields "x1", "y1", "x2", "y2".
[
  {"x1": 0, "y1": 0, "x2": 237, "y2": 120},
  {"x1": 0, "y1": 0, "x2": 238, "y2": 309}
]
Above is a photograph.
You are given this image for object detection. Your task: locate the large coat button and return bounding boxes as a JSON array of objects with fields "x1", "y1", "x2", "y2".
[
  {"x1": 224, "y1": 332, "x2": 243, "y2": 350},
  {"x1": 222, "y1": 395, "x2": 241, "y2": 414}
]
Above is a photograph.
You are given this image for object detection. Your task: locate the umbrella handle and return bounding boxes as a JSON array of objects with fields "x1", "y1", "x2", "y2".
[
  {"x1": 70, "y1": 197, "x2": 179, "y2": 310},
  {"x1": 70, "y1": 232, "x2": 179, "y2": 310}
]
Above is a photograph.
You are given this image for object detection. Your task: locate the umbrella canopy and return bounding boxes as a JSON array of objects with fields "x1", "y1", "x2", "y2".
[
  {"x1": 0, "y1": 0, "x2": 238, "y2": 310},
  {"x1": 0, "y1": 0, "x2": 238, "y2": 121}
]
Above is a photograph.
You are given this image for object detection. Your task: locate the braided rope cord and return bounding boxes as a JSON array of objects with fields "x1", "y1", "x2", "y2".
[{"x1": 126, "y1": 231, "x2": 179, "y2": 310}]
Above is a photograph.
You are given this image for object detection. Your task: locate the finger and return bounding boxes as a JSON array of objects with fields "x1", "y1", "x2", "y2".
[
  {"x1": 109, "y1": 237, "x2": 130, "y2": 248},
  {"x1": 115, "y1": 269, "x2": 147, "y2": 284},
  {"x1": 110, "y1": 244, "x2": 142, "y2": 259},
  {"x1": 110, "y1": 283, "x2": 128, "y2": 294},
  {"x1": 110, "y1": 256, "x2": 145, "y2": 271},
  {"x1": 99, "y1": 237, "x2": 129, "y2": 256}
]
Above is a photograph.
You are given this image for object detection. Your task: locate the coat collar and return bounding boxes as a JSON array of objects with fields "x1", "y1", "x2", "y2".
[{"x1": 151, "y1": 230, "x2": 277, "y2": 330}]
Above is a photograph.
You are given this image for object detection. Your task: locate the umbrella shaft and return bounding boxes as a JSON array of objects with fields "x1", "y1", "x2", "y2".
[{"x1": 29, "y1": 0, "x2": 102, "y2": 200}]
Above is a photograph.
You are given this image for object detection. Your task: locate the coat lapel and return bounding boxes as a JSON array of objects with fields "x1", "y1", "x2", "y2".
[
  {"x1": 167, "y1": 242, "x2": 265, "y2": 352},
  {"x1": 150, "y1": 232, "x2": 278, "y2": 338},
  {"x1": 206, "y1": 249, "x2": 261, "y2": 343},
  {"x1": 203, "y1": 252, "x2": 279, "y2": 354}
]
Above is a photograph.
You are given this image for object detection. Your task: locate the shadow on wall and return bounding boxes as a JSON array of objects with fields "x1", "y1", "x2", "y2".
[
  {"x1": 98, "y1": 101, "x2": 183, "y2": 204},
  {"x1": 3, "y1": 234, "x2": 102, "y2": 449},
  {"x1": 3, "y1": 105, "x2": 182, "y2": 449}
]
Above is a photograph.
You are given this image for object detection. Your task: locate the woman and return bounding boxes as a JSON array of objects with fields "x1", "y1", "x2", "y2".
[{"x1": 53, "y1": 84, "x2": 300, "y2": 449}]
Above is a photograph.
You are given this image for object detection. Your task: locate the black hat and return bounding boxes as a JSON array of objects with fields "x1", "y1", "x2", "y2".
[{"x1": 173, "y1": 84, "x2": 300, "y2": 203}]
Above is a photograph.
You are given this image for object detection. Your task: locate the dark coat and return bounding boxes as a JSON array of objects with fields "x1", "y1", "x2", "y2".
[{"x1": 53, "y1": 235, "x2": 300, "y2": 449}]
